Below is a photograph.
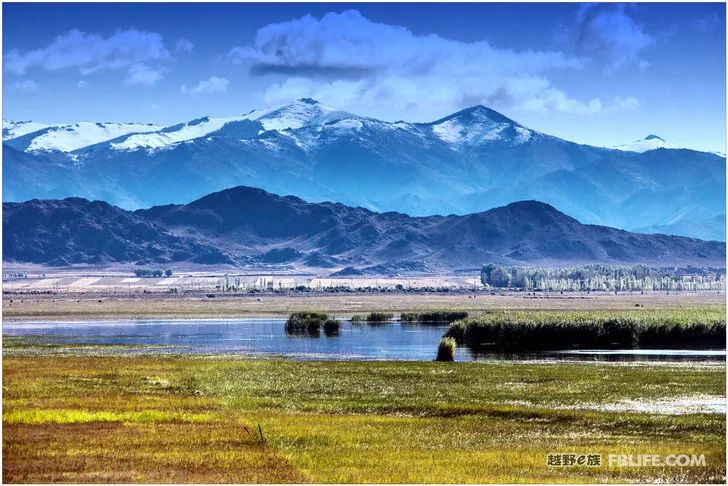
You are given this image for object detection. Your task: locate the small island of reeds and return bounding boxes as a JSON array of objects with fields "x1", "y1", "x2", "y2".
[
  {"x1": 350, "y1": 312, "x2": 394, "y2": 323},
  {"x1": 401, "y1": 311, "x2": 469, "y2": 324},
  {"x1": 445, "y1": 309, "x2": 726, "y2": 351},
  {"x1": 285, "y1": 311, "x2": 340, "y2": 336}
]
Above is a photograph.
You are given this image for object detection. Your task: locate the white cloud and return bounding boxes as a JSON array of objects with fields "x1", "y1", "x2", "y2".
[
  {"x1": 77, "y1": 80, "x2": 88, "y2": 90},
  {"x1": 512, "y1": 84, "x2": 639, "y2": 115},
  {"x1": 573, "y1": 4, "x2": 653, "y2": 71},
  {"x1": 125, "y1": 63, "x2": 164, "y2": 86},
  {"x1": 175, "y1": 38, "x2": 194, "y2": 53},
  {"x1": 181, "y1": 76, "x2": 229, "y2": 94},
  {"x1": 234, "y1": 10, "x2": 638, "y2": 119},
  {"x1": 13, "y1": 80, "x2": 40, "y2": 92},
  {"x1": 232, "y1": 10, "x2": 579, "y2": 75},
  {"x1": 5, "y1": 28, "x2": 169, "y2": 75}
]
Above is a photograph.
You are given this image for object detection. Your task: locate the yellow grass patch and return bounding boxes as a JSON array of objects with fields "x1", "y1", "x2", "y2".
[{"x1": 4, "y1": 409, "x2": 217, "y2": 425}]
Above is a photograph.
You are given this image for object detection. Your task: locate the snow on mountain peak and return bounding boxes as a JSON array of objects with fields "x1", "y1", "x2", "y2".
[
  {"x1": 24, "y1": 122, "x2": 162, "y2": 152},
  {"x1": 247, "y1": 98, "x2": 352, "y2": 131},
  {"x1": 111, "y1": 116, "x2": 244, "y2": 151},
  {"x1": 3, "y1": 120, "x2": 51, "y2": 140},
  {"x1": 429, "y1": 105, "x2": 532, "y2": 146},
  {"x1": 111, "y1": 99, "x2": 353, "y2": 152},
  {"x1": 613, "y1": 135, "x2": 675, "y2": 153}
]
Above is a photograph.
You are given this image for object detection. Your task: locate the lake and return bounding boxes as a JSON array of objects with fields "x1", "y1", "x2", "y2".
[{"x1": 3, "y1": 319, "x2": 725, "y2": 362}]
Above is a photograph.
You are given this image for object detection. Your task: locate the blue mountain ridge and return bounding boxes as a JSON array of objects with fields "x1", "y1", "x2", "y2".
[{"x1": 3, "y1": 99, "x2": 725, "y2": 240}]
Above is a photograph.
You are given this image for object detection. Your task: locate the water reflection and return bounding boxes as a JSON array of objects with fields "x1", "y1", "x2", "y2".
[
  {"x1": 465, "y1": 346, "x2": 725, "y2": 362},
  {"x1": 3, "y1": 319, "x2": 725, "y2": 362},
  {"x1": 285, "y1": 327, "x2": 322, "y2": 338}
]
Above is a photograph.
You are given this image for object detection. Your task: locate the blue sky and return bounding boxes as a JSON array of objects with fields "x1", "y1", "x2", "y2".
[{"x1": 3, "y1": 3, "x2": 725, "y2": 151}]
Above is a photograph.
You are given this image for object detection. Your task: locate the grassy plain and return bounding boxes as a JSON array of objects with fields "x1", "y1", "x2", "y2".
[
  {"x1": 3, "y1": 291, "x2": 724, "y2": 321},
  {"x1": 3, "y1": 352, "x2": 725, "y2": 483},
  {"x1": 3, "y1": 296, "x2": 725, "y2": 482}
]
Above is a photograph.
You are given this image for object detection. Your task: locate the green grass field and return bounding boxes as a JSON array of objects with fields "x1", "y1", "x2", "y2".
[{"x1": 3, "y1": 350, "x2": 725, "y2": 483}]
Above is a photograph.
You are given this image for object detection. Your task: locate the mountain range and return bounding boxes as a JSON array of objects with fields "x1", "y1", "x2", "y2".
[
  {"x1": 4, "y1": 186, "x2": 724, "y2": 271},
  {"x1": 4, "y1": 99, "x2": 725, "y2": 241}
]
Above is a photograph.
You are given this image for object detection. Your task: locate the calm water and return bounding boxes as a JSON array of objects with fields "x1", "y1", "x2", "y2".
[{"x1": 3, "y1": 319, "x2": 725, "y2": 362}]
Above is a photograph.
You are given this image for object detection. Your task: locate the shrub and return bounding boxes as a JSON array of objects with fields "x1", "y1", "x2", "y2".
[
  {"x1": 323, "y1": 319, "x2": 341, "y2": 336},
  {"x1": 285, "y1": 311, "x2": 329, "y2": 334},
  {"x1": 365, "y1": 312, "x2": 394, "y2": 323},
  {"x1": 350, "y1": 315, "x2": 365, "y2": 323},
  {"x1": 436, "y1": 337, "x2": 456, "y2": 361}
]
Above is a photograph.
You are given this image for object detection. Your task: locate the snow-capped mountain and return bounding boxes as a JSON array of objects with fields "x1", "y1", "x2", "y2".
[
  {"x1": 3, "y1": 121, "x2": 162, "y2": 153},
  {"x1": 108, "y1": 98, "x2": 352, "y2": 152},
  {"x1": 427, "y1": 106, "x2": 534, "y2": 146},
  {"x1": 110, "y1": 116, "x2": 250, "y2": 151},
  {"x1": 3, "y1": 99, "x2": 725, "y2": 240},
  {"x1": 3, "y1": 120, "x2": 50, "y2": 140},
  {"x1": 248, "y1": 97, "x2": 353, "y2": 132},
  {"x1": 613, "y1": 134, "x2": 676, "y2": 153},
  {"x1": 3, "y1": 102, "x2": 714, "y2": 157}
]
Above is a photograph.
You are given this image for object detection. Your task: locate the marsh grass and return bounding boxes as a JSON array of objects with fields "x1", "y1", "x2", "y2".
[
  {"x1": 446, "y1": 309, "x2": 726, "y2": 350},
  {"x1": 3, "y1": 409, "x2": 215, "y2": 425},
  {"x1": 401, "y1": 310, "x2": 469, "y2": 323},
  {"x1": 4, "y1": 422, "x2": 305, "y2": 483},
  {"x1": 2, "y1": 355, "x2": 725, "y2": 483},
  {"x1": 364, "y1": 312, "x2": 394, "y2": 323}
]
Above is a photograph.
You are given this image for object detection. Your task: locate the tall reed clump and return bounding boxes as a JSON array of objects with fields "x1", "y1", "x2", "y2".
[
  {"x1": 401, "y1": 311, "x2": 469, "y2": 324},
  {"x1": 436, "y1": 337, "x2": 456, "y2": 361},
  {"x1": 638, "y1": 320, "x2": 726, "y2": 348},
  {"x1": 323, "y1": 319, "x2": 341, "y2": 336},
  {"x1": 286, "y1": 311, "x2": 339, "y2": 336},
  {"x1": 445, "y1": 310, "x2": 726, "y2": 350},
  {"x1": 365, "y1": 312, "x2": 394, "y2": 323}
]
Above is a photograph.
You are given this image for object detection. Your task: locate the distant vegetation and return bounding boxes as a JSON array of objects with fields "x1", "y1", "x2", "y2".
[
  {"x1": 446, "y1": 309, "x2": 726, "y2": 350},
  {"x1": 3, "y1": 272, "x2": 28, "y2": 280},
  {"x1": 134, "y1": 269, "x2": 173, "y2": 278},
  {"x1": 481, "y1": 264, "x2": 726, "y2": 291},
  {"x1": 401, "y1": 311, "x2": 469, "y2": 323},
  {"x1": 285, "y1": 311, "x2": 340, "y2": 336}
]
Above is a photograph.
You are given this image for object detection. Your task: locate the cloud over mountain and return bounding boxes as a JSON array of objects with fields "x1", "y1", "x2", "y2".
[{"x1": 231, "y1": 10, "x2": 639, "y2": 120}]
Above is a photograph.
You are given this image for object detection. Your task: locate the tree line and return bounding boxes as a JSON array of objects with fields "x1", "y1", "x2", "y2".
[{"x1": 481, "y1": 264, "x2": 726, "y2": 291}]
